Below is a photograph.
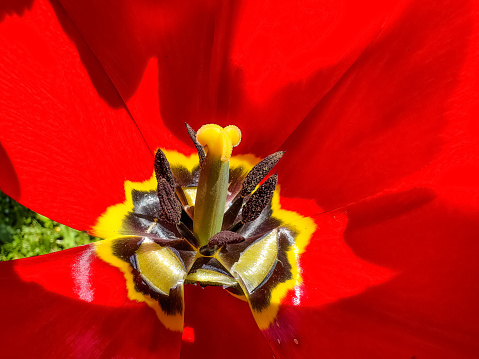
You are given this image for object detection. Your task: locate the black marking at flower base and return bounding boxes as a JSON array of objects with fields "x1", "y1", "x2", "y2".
[
  {"x1": 121, "y1": 190, "x2": 177, "y2": 239},
  {"x1": 93, "y1": 149, "x2": 316, "y2": 331},
  {"x1": 132, "y1": 263, "x2": 184, "y2": 315},
  {"x1": 246, "y1": 231, "x2": 294, "y2": 311},
  {"x1": 107, "y1": 237, "x2": 195, "y2": 316},
  {"x1": 216, "y1": 226, "x2": 295, "y2": 311}
]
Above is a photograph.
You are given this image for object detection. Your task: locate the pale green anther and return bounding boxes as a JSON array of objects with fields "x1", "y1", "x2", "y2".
[
  {"x1": 136, "y1": 239, "x2": 187, "y2": 295},
  {"x1": 231, "y1": 228, "x2": 279, "y2": 293}
]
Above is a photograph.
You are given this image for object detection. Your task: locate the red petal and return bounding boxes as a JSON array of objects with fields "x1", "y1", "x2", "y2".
[
  {"x1": 0, "y1": 0, "x2": 154, "y2": 230},
  {"x1": 0, "y1": 245, "x2": 182, "y2": 358},
  {"x1": 279, "y1": 0, "x2": 479, "y2": 210},
  {"x1": 262, "y1": 189, "x2": 479, "y2": 358},
  {"x1": 181, "y1": 286, "x2": 274, "y2": 359},
  {"x1": 53, "y1": 0, "x2": 405, "y2": 155},
  {"x1": 2, "y1": 1, "x2": 479, "y2": 358}
]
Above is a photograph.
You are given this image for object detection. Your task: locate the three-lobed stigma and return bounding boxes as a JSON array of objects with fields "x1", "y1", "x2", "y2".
[{"x1": 196, "y1": 124, "x2": 241, "y2": 162}]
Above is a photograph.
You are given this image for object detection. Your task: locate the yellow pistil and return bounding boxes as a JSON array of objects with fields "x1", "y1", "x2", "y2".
[
  {"x1": 196, "y1": 124, "x2": 241, "y2": 162},
  {"x1": 193, "y1": 124, "x2": 242, "y2": 246}
]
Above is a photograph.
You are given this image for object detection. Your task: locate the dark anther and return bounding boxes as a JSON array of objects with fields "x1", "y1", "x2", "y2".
[
  {"x1": 154, "y1": 149, "x2": 176, "y2": 189},
  {"x1": 157, "y1": 178, "x2": 182, "y2": 224},
  {"x1": 224, "y1": 152, "x2": 284, "y2": 229},
  {"x1": 240, "y1": 151, "x2": 284, "y2": 197},
  {"x1": 241, "y1": 173, "x2": 278, "y2": 223},
  {"x1": 208, "y1": 231, "x2": 245, "y2": 246},
  {"x1": 199, "y1": 231, "x2": 245, "y2": 256},
  {"x1": 185, "y1": 123, "x2": 206, "y2": 166}
]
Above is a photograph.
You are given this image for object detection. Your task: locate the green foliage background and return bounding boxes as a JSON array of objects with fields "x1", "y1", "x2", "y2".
[{"x1": 0, "y1": 191, "x2": 99, "y2": 261}]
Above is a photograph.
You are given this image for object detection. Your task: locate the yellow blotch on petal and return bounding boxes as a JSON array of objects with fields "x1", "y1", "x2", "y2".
[
  {"x1": 94, "y1": 238, "x2": 184, "y2": 331},
  {"x1": 196, "y1": 124, "x2": 241, "y2": 162},
  {"x1": 92, "y1": 150, "x2": 199, "y2": 239},
  {"x1": 253, "y1": 188, "x2": 317, "y2": 330}
]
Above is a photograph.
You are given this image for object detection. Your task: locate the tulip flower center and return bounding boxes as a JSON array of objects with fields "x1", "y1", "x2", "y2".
[
  {"x1": 93, "y1": 123, "x2": 316, "y2": 331},
  {"x1": 147, "y1": 123, "x2": 282, "y2": 294}
]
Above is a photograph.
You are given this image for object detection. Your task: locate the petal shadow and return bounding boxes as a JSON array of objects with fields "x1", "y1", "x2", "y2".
[
  {"x1": 279, "y1": 0, "x2": 473, "y2": 211},
  {"x1": 0, "y1": 142, "x2": 20, "y2": 198}
]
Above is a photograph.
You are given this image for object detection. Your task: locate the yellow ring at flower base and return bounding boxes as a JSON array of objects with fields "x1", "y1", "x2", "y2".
[
  {"x1": 214, "y1": 189, "x2": 316, "y2": 330},
  {"x1": 91, "y1": 149, "x2": 316, "y2": 331},
  {"x1": 94, "y1": 237, "x2": 185, "y2": 332}
]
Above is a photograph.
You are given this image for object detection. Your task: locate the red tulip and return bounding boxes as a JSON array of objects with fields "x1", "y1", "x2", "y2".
[{"x1": 1, "y1": 0, "x2": 479, "y2": 358}]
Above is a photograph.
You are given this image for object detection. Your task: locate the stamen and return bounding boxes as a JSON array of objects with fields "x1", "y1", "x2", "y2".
[
  {"x1": 208, "y1": 231, "x2": 245, "y2": 246},
  {"x1": 223, "y1": 152, "x2": 284, "y2": 229},
  {"x1": 185, "y1": 123, "x2": 206, "y2": 166},
  {"x1": 157, "y1": 178, "x2": 182, "y2": 224},
  {"x1": 241, "y1": 174, "x2": 278, "y2": 223},
  {"x1": 154, "y1": 149, "x2": 176, "y2": 189},
  {"x1": 241, "y1": 151, "x2": 284, "y2": 197}
]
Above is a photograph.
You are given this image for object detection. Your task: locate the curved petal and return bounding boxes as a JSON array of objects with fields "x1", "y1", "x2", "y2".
[
  {"x1": 53, "y1": 0, "x2": 405, "y2": 155},
  {"x1": 181, "y1": 286, "x2": 274, "y2": 359},
  {"x1": 279, "y1": 0, "x2": 479, "y2": 210},
  {"x1": 1, "y1": 1, "x2": 479, "y2": 359},
  {"x1": 0, "y1": 245, "x2": 182, "y2": 358},
  {"x1": 260, "y1": 189, "x2": 479, "y2": 358},
  {"x1": 0, "y1": 0, "x2": 154, "y2": 230},
  {"x1": 261, "y1": 1, "x2": 479, "y2": 355}
]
